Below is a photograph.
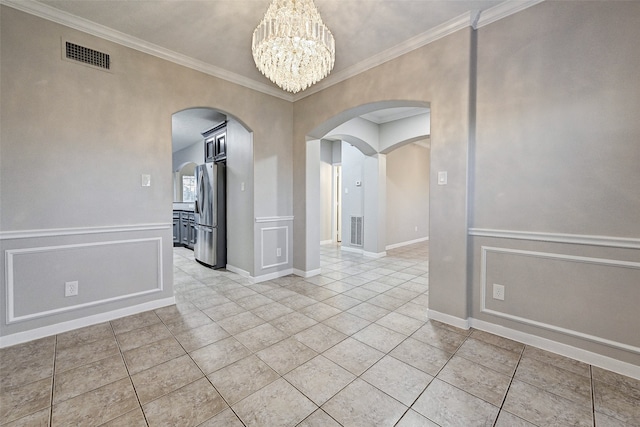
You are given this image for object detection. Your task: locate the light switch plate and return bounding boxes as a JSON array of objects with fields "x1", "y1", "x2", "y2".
[
  {"x1": 141, "y1": 174, "x2": 151, "y2": 187},
  {"x1": 437, "y1": 171, "x2": 448, "y2": 185}
]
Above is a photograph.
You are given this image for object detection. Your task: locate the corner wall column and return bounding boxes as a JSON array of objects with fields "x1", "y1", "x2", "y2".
[{"x1": 363, "y1": 153, "x2": 387, "y2": 256}]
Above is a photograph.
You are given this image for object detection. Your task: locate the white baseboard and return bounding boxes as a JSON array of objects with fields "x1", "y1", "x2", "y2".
[
  {"x1": 227, "y1": 264, "x2": 296, "y2": 284},
  {"x1": 339, "y1": 246, "x2": 386, "y2": 258},
  {"x1": 320, "y1": 240, "x2": 333, "y2": 245},
  {"x1": 426, "y1": 309, "x2": 640, "y2": 380},
  {"x1": 0, "y1": 297, "x2": 176, "y2": 349},
  {"x1": 363, "y1": 250, "x2": 387, "y2": 258},
  {"x1": 426, "y1": 309, "x2": 471, "y2": 329},
  {"x1": 253, "y1": 268, "x2": 294, "y2": 283},
  {"x1": 340, "y1": 245, "x2": 362, "y2": 254},
  {"x1": 293, "y1": 268, "x2": 321, "y2": 278},
  {"x1": 471, "y1": 318, "x2": 640, "y2": 381},
  {"x1": 385, "y1": 236, "x2": 429, "y2": 250},
  {"x1": 225, "y1": 264, "x2": 251, "y2": 279}
]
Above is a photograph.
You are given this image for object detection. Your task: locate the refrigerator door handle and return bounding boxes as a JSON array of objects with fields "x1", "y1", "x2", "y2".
[{"x1": 194, "y1": 168, "x2": 203, "y2": 215}]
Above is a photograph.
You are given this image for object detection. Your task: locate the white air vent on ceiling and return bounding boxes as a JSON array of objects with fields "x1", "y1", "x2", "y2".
[
  {"x1": 64, "y1": 41, "x2": 110, "y2": 70},
  {"x1": 350, "y1": 216, "x2": 363, "y2": 247}
]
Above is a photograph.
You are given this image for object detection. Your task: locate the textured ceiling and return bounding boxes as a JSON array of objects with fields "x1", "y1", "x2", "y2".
[{"x1": 37, "y1": 0, "x2": 505, "y2": 94}]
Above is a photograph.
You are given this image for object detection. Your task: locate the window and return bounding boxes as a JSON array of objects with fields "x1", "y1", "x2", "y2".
[{"x1": 182, "y1": 175, "x2": 196, "y2": 202}]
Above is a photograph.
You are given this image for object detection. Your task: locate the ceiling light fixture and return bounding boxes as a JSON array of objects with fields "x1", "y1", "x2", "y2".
[{"x1": 252, "y1": 0, "x2": 335, "y2": 93}]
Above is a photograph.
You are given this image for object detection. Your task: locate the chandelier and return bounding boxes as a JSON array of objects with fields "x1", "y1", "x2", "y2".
[{"x1": 252, "y1": 0, "x2": 335, "y2": 93}]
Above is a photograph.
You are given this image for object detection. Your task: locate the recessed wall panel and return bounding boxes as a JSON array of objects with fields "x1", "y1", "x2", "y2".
[
  {"x1": 261, "y1": 226, "x2": 288, "y2": 269},
  {"x1": 481, "y1": 246, "x2": 640, "y2": 351},
  {"x1": 7, "y1": 238, "x2": 162, "y2": 323}
]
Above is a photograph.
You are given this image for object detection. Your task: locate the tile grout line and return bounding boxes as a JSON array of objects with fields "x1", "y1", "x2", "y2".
[
  {"x1": 491, "y1": 342, "x2": 526, "y2": 427},
  {"x1": 590, "y1": 364, "x2": 595, "y2": 427},
  {"x1": 49, "y1": 335, "x2": 58, "y2": 427},
  {"x1": 156, "y1": 302, "x2": 241, "y2": 426},
  {"x1": 110, "y1": 319, "x2": 151, "y2": 427}
]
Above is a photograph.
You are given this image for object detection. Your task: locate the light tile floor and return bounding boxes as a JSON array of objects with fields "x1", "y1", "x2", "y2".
[{"x1": 1, "y1": 242, "x2": 639, "y2": 426}]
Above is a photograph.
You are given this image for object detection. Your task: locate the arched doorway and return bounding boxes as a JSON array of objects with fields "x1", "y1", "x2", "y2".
[
  {"x1": 171, "y1": 107, "x2": 255, "y2": 277},
  {"x1": 305, "y1": 101, "x2": 431, "y2": 273}
]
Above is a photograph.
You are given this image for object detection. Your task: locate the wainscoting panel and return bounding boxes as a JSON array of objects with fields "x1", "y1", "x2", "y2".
[
  {"x1": 6, "y1": 238, "x2": 163, "y2": 323},
  {"x1": 479, "y1": 245, "x2": 640, "y2": 354},
  {"x1": 254, "y1": 217, "x2": 293, "y2": 280},
  {"x1": 261, "y1": 226, "x2": 289, "y2": 269}
]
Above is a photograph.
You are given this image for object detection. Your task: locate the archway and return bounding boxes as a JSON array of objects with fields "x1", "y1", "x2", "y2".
[
  {"x1": 305, "y1": 101, "x2": 430, "y2": 275},
  {"x1": 171, "y1": 107, "x2": 255, "y2": 277}
]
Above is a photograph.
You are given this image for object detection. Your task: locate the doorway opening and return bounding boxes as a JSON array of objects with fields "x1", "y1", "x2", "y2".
[
  {"x1": 171, "y1": 107, "x2": 255, "y2": 277},
  {"x1": 311, "y1": 102, "x2": 431, "y2": 263}
]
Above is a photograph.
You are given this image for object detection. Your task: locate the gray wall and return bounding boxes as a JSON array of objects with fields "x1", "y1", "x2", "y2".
[
  {"x1": 318, "y1": 116, "x2": 430, "y2": 251},
  {"x1": 471, "y1": 1, "x2": 640, "y2": 364},
  {"x1": 0, "y1": 6, "x2": 292, "y2": 342},
  {"x1": 226, "y1": 118, "x2": 254, "y2": 274},
  {"x1": 293, "y1": 1, "x2": 639, "y2": 366},
  {"x1": 340, "y1": 142, "x2": 365, "y2": 250},
  {"x1": 386, "y1": 142, "x2": 430, "y2": 247},
  {"x1": 172, "y1": 144, "x2": 199, "y2": 202},
  {"x1": 294, "y1": 28, "x2": 473, "y2": 322},
  {"x1": 172, "y1": 141, "x2": 203, "y2": 172}
]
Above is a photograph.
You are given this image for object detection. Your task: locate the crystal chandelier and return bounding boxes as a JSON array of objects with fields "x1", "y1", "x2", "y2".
[{"x1": 252, "y1": 0, "x2": 335, "y2": 93}]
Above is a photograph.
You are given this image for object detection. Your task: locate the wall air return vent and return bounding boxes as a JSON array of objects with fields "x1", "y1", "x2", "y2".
[
  {"x1": 350, "y1": 216, "x2": 363, "y2": 247},
  {"x1": 64, "y1": 41, "x2": 110, "y2": 70}
]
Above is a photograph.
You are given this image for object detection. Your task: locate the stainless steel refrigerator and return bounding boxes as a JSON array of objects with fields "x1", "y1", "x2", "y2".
[{"x1": 194, "y1": 162, "x2": 226, "y2": 268}]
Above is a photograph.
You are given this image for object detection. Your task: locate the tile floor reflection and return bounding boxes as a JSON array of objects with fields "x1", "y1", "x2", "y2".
[{"x1": 1, "y1": 242, "x2": 639, "y2": 426}]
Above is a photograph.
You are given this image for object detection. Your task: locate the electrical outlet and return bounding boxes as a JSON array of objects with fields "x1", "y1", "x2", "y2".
[
  {"x1": 65, "y1": 281, "x2": 78, "y2": 297},
  {"x1": 492, "y1": 283, "x2": 505, "y2": 301},
  {"x1": 414, "y1": 226, "x2": 418, "y2": 232},
  {"x1": 276, "y1": 248, "x2": 282, "y2": 257}
]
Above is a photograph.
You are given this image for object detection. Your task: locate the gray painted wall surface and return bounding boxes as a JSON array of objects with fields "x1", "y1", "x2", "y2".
[
  {"x1": 472, "y1": 1, "x2": 640, "y2": 363},
  {"x1": 294, "y1": 29, "x2": 472, "y2": 321},
  {"x1": 0, "y1": 6, "x2": 292, "y2": 339},
  {"x1": 340, "y1": 142, "x2": 365, "y2": 249},
  {"x1": 172, "y1": 145, "x2": 198, "y2": 202},
  {"x1": 226, "y1": 118, "x2": 254, "y2": 274},
  {"x1": 363, "y1": 154, "x2": 386, "y2": 255},
  {"x1": 379, "y1": 113, "x2": 430, "y2": 153},
  {"x1": 386, "y1": 142, "x2": 430, "y2": 247},
  {"x1": 293, "y1": 1, "x2": 639, "y2": 364},
  {"x1": 172, "y1": 141, "x2": 203, "y2": 173}
]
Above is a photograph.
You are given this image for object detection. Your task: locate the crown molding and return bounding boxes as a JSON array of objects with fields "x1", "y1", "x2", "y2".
[
  {"x1": 0, "y1": 0, "x2": 294, "y2": 101},
  {"x1": 295, "y1": 0, "x2": 545, "y2": 100},
  {"x1": 2, "y1": 0, "x2": 544, "y2": 102},
  {"x1": 476, "y1": 0, "x2": 545, "y2": 28},
  {"x1": 293, "y1": 10, "x2": 478, "y2": 101}
]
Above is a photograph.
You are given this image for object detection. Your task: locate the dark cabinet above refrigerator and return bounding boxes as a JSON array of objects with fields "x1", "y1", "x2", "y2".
[{"x1": 203, "y1": 122, "x2": 227, "y2": 163}]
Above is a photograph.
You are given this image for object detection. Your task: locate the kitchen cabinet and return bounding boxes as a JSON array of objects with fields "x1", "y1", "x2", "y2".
[
  {"x1": 173, "y1": 210, "x2": 196, "y2": 250},
  {"x1": 189, "y1": 218, "x2": 196, "y2": 248},
  {"x1": 180, "y1": 214, "x2": 190, "y2": 246},
  {"x1": 173, "y1": 211, "x2": 180, "y2": 245},
  {"x1": 203, "y1": 122, "x2": 227, "y2": 164}
]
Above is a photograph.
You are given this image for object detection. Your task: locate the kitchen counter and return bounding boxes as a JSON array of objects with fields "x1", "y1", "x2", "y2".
[{"x1": 172, "y1": 202, "x2": 195, "y2": 212}]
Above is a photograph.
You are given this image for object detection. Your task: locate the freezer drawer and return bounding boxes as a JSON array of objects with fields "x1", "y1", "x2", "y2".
[{"x1": 194, "y1": 224, "x2": 216, "y2": 268}]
